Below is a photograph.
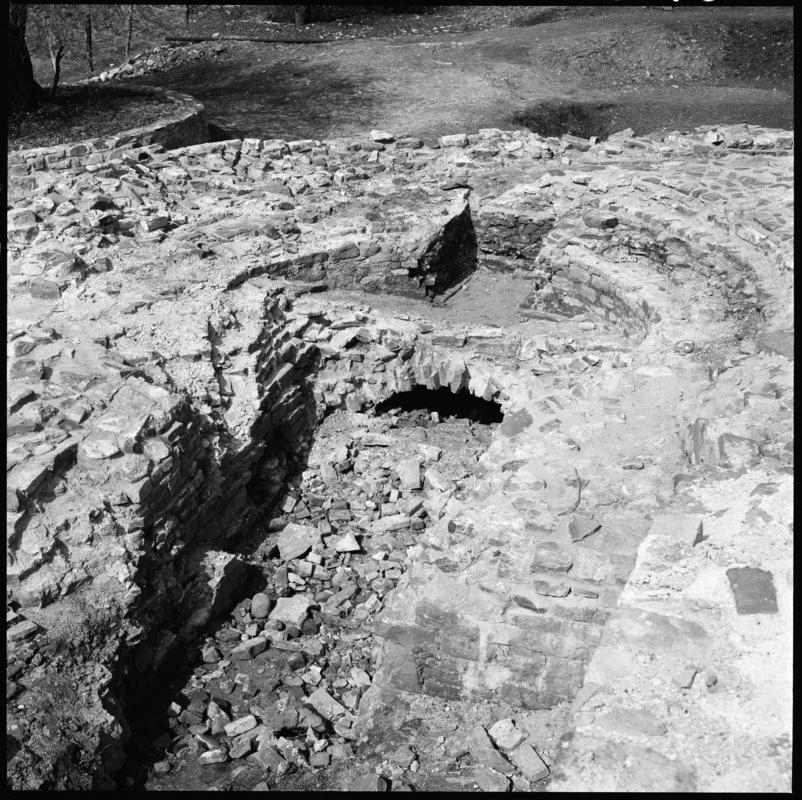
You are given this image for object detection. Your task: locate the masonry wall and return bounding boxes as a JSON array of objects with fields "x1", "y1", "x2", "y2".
[{"x1": 8, "y1": 86, "x2": 208, "y2": 199}]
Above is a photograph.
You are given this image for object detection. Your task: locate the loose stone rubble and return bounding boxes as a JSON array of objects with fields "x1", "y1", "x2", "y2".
[{"x1": 6, "y1": 114, "x2": 793, "y2": 792}]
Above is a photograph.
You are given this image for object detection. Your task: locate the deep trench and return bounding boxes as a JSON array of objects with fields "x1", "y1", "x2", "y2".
[{"x1": 117, "y1": 379, "x2": 503, "y2": 789}]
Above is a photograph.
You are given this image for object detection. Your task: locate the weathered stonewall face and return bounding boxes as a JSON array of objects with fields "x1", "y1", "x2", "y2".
[{"x1": 6, "y1": 120, "x2": 793, "y2": 791}]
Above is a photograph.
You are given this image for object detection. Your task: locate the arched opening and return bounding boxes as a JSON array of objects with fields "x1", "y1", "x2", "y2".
[{"x1": 375, "y1": 386, "x2": 504, "y2": 425}]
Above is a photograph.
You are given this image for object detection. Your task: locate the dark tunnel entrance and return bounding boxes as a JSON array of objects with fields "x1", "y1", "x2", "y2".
[{"x1": 374, "y1": 386, "x2": 504, "y2": 425}]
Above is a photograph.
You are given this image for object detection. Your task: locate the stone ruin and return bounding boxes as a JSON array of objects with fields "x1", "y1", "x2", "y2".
[{"x1": 6, "y1": 103, "x2": 794, "y2": 792}]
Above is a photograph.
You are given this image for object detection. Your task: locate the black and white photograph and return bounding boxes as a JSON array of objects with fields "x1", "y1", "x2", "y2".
[{"x1": 7, "y1": 1, "x2": 793, "y2": 791}]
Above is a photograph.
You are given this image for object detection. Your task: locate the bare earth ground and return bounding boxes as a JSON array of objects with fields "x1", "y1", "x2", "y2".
[
  {"x1": 7, "y1": 86, "x2": 171, "y2": 151},
  {"x1": 129, "y1": 5, "x2": 793, "y2": 141},
  {"x1": 17, "y1": 6, "x2": 792, "y2": 150}
]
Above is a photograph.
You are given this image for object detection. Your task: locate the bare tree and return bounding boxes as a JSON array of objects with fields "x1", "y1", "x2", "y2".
[
  {"x1": 29, "y1": 5, "x2": 65, "y2": 96},
  {"x1": 294, "y1": 5, "x2": 311, "y2": 26},
  {"x1": 9, "y1": 3, "x2": 43, "y2": 109},
  {"x1": 125, "y1": 3, "x2": 134, "y2": 61},
  {"x1": 84, "y1": 10, "x2": 93, "y2": 74},
  {"x1": 46, "y1": 28, "x2": 64, "y2": 95}
]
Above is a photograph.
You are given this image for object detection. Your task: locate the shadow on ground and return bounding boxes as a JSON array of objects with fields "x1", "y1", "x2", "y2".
[
  {"x1": 141, "y1": 57, "x2": 383, "y2": 140},
  {"x1": 513, "y1": 92, "x2": 794, "y2": 139}
]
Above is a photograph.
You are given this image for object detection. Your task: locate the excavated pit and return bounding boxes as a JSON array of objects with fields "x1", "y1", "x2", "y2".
[{"x1": 118, "y1": 350, "x2": 509, "y2": 790}]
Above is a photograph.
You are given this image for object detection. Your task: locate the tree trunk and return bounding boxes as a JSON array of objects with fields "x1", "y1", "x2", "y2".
[
  {"x1": 85, "y1": 12, "x2": 93, "y2": 74},
  {"x1": 185, "y1": 5, "x2": 190, "y2": 26},
  {"x1": 46, "y1": 17, "x2": 64, "y2": 98},
  {"x1": 50, "y1": 42, "x2": 64, "y2": 98},
  {"x1": 126, "y1": 4, "x2": 134, "y2": 61},
  {"x1": 8, "y1": 3, "x2": 42, "y2": 110},
  {"x1": 294, "y1": 6, "x2": 311, "y2": 26}
]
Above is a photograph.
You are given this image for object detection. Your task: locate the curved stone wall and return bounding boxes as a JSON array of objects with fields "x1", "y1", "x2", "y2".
[{"x1": 8, "y1": 85, "x2": 208, "y2": 199}]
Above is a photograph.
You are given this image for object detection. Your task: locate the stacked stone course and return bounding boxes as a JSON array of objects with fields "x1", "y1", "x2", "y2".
[{"x1": 9, "y1": 86, "x2": 207, "y2": 198}]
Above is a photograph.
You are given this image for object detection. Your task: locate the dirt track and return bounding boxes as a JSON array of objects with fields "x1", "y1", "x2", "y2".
[{"x1": 133, "y1": 5, "x2": 793, "y2": 141}]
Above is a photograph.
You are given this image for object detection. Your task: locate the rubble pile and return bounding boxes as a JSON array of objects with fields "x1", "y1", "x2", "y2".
[{"x1": 137, "y1": 398, "x2": 502, "y2": 790}]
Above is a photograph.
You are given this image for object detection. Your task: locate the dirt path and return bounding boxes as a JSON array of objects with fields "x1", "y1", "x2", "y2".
[{"x1": 131, "y1": 5, "x2": 792, "y2": 141}]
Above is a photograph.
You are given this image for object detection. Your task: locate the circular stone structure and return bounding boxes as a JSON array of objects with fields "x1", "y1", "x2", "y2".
[
  {"x1": 5, "y1": 108, "x2": 794, "y2": 792},
  {"x1": 7, "y1": 84, "x2": 208, "y2": 200}
]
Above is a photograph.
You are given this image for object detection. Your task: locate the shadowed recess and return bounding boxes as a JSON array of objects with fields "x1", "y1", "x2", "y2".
[{"x1": 375, "y1": 386, "x2": 503, "y2": 424}]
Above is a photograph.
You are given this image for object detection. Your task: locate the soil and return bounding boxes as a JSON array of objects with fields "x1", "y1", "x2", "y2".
[
  {"x1": 129, "y1": 5, "x2": 792, "y2": 141},
  {"x1": 7, "y1": 85, "x2": 171, "y2": 151},
  {"x1": 16, "y1": 5, "x2": 793, "y2": 151}
]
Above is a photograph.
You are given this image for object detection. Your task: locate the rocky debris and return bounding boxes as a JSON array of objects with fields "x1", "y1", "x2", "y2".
[
  {"x1": 466, "y1": 724, "x2": 515, "y2": 775},
  {"x1": 474, "y1": 766, "x2": 511, "y2": 792},
  {"x1": 351, "y1": 773, "x2": 390, "y2": 791},
  {"x1": 128, "y1": 397, "x2": 504, "y2": 790},
  {"x1": 5, "y1": 115, "x2": 793, "y2": 794},
  {"x1": 7, "y1": 620, "x2": 41, "y2": 642}
]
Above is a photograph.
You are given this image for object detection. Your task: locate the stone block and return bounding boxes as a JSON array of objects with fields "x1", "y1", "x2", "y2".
[
  {"x1": 568, "y1": 515, "x2": 601, "y2": 542},
  {"x1": 467, "y1": 724, "x2": 515, "y2": 774},
  {"x1": 648, "y1": 514, "x2": 704, "y2": 546},
  {"x1": 726, "y1": 567, "x2": 778, "y2": 614},
  {"x1": 595, "y1": 707, "x2": 667, "y2": 737},
  {"x1": 269, "y1": 595, "x2": 314, "y2": 628},
  {"x1": 277, "y1": 522, "x2": 319, "y2": 561},
  {"x1": 231, "y1": 638, "x2": 268, "y2": 660},
  {"x1": 395, "y1": 457, "x2": 422, "y2": 489},
  {"x1": 532, "y1": 541, "x2": 573, "y2": 572},
  {"x1": 306, "y1": 687, "x2": 348, "y2": 721},
  {"x1": 487, "y1": 718, "x2": 528, "y2": 752},
  {"x1": 474, "y1": 767, "x2": 510, "y2": 792},
  {"x1": 439, "y1": 133, "x2": 469, "y2": 148},
  {"x1": 507, "y1": 743, "x2": 549, "y2": 782},
  {"x1": 583, "y1": 211, "x2": 619, "y2": 229}
]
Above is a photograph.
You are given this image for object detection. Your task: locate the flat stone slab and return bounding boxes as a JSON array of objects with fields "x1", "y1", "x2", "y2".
[
  {"x1": 396, "y1": 457, "x2": 422, "y2": 489},
  {"x1": 306, "y1": 687, "x2": 348, "y2": 720},
  {"x1": 498, "y1": 409, "x2": 533, "y2": 438},
  {"x1": 269, "y1": 595, "x2": 314, "y2": 628},
  {"x1": 277, "y1": 523, "x2": 319, "y2": 561},
  {"x1": 648, "y1": 514, "x2": 704, "y2": 546},
  {"x1": 507, "y1": 742, "x2": 550, "y2": 782},
  {"x1": 606, "y1": 607, "x2": 712, "y2": 658},
  {"x1": 568, "y1": 514, "x2": 601, "y2": 542},
  {"x1": 726, "y1": 567, "x2": 778, "y2": 614},
  {"x1": 7, "y1": 620, "x2": 40, "y2": 642},
  {"x1": 756, "y1": 329, "x2": 794, "y2": 360},
  {"x1": 487, "y1": 718, "x2": 527, "y2": 752},
  {"x1": 231, "y1": 637, "x2": 268, "y2": 661},
  {"x1": 467, "y1": 724, "x2": 515, "y2": 775},
  {"x1": 595, "y1": 707, "x2": 667, "y2": 738}
]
